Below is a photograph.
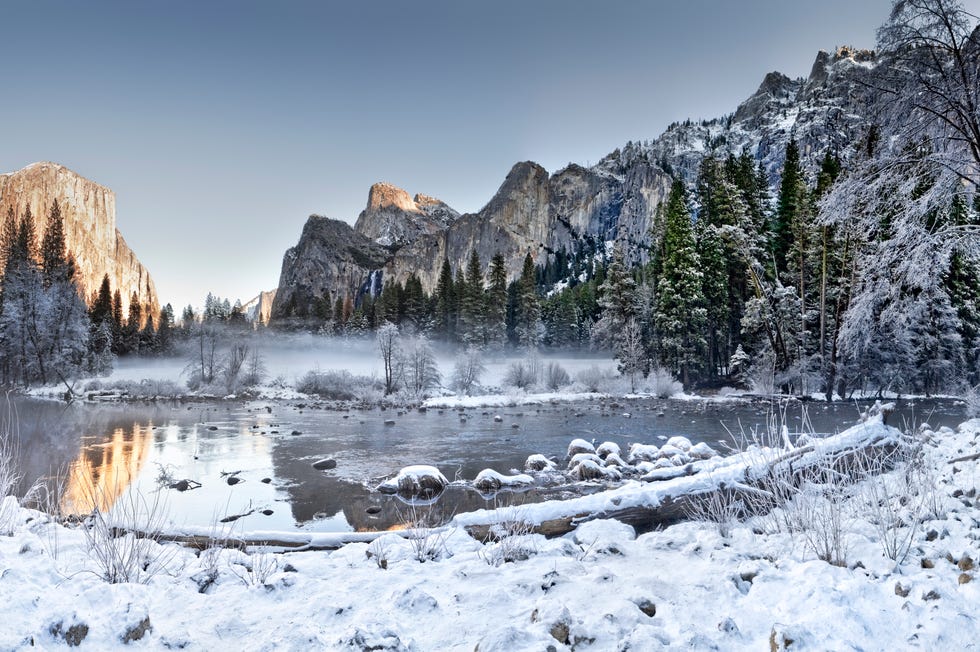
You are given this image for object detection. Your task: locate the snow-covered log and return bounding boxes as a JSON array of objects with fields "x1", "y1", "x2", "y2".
[{"x1": 456, "y1": 414, "x2": 903, "y2": 541}]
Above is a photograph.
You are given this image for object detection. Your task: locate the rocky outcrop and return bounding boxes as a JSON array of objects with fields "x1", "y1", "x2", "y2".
[
  {"x1": 243, "y1": 289, "x2": 277, "y2": 325},
  {"x1": 354, "y1": 182, "x2": 458, "y2": 247},
  {"x1": 271, "y1": 216, "x2": 390, "y2": 320},
  {"x1": 273, "y1": 45, "x2": 884, "y2": 318},
  {"x1": 0, "y1": 162, "x2": 159, "y2": 318}
]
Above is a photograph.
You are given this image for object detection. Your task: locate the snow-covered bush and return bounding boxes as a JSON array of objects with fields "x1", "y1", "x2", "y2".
[
  {"x1": 643, "y1": 366, "x2": 682, "y2": 398},
  {"x1": 231, "y1": 551, "x2": 279, "y2": 587},
  {"x1": 575, "y1": 365, "x2": 615, "y2": 393},
  {"x1": 83, "y1": 378, "x2": 184, "y2": 399},
  {"x1": 543, "y1": 362, "x2": 571, "y2": 391},
  {"x1": 70, "y1": 470, "x2": 178, "y2": 584},
  {"x1": 504, "y1": 359, "x2": 541, "y2": 390},
  {"x1": 296, "y1": 369, "x2": 377, "y2": 400},
  {"x1": 451, "y1": 346, "x2": 485, "y2": 396}
]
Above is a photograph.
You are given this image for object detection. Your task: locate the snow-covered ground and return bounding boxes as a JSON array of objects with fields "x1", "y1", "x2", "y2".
[{"x1": 2, "y1": 416, "x2": 979, "y2": 649}]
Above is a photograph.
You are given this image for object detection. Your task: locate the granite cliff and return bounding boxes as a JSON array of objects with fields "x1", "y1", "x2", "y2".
[
  {"x1": 272, "y1": 47, "x2": 882, "y2": 320},
  {"x1": 0, "y1": 162, "x2": 159, "y2": 318}
]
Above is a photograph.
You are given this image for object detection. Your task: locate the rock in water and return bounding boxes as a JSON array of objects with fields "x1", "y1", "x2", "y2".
[
  {"x1": 313, "y1": 458, "x2": 337, "y2": 470},
  {"x1": 377, "y1": 465, "x2": 449, "y2": 499}
]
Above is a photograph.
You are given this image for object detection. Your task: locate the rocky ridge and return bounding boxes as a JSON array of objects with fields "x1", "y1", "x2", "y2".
[
  {"x1": 0, "y1": 162, "x2": 159, "y2": 318},
  {"x1": 272, "y1": 47, "x2": 879, "y2": 320}
]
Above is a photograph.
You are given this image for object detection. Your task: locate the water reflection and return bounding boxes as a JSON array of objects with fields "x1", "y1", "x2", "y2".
[
  {"x1": 3, "y1": 395, "x2": 969, "y2": 534},
  {"x1": 60, "y1": 423, "x2": 153, "y2": 515}
]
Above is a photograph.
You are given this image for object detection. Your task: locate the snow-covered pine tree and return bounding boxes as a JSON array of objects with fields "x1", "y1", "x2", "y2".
[{"x1": 655, "y1": 181, "x2": 707, "y2": 388}]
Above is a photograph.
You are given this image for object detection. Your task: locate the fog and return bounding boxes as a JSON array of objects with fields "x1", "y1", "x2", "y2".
[{"x1": 107, "y1": 332, "x2": 619, "y2": 391}]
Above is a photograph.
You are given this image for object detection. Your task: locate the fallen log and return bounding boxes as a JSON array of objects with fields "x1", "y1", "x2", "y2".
[{"x1": 457, "y1": 414, "x2": 904, "y2": 540}]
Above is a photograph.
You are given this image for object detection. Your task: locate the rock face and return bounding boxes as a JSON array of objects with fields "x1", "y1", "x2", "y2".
[
  {"x1": 0, "y1": 162, "x2": 159, "y2": 318},
  {"x1": 272, "y1": 46, "x2": 882, "y2": 317},
  {"x1": 354, "y1": 182, "x2": 458, "y2": 248},
  {"x1": 271, "y1": 216, "x2": 390, "y2": 319},
  {"x1": 243, "y1": 289, "x2": 277, "y2": 325}
]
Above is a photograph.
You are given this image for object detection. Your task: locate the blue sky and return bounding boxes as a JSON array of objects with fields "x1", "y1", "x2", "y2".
[{"x1": 0, "y1": 0, "x2": 943, "y2": 310}]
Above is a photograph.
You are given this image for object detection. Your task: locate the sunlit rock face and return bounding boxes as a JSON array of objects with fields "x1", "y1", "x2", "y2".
[
  {"x1": 272, "y1": 48, "x2": 880, "y2": 318},
  {"x1": 0, "y1": 162, "x2": 159, "y2": 318},
  {"x1": 243, "y1": 289, "x2": 277, "y2": 325}
]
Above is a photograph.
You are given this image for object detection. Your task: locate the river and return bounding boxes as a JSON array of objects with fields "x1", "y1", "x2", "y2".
[{"x1": 5, "y1": 394, "x2": 966, "y2": 534}]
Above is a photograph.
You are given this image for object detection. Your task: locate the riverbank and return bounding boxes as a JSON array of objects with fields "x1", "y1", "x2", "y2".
[{"x1": 1, "y1": 415, "x2": 979, "y2": 649}]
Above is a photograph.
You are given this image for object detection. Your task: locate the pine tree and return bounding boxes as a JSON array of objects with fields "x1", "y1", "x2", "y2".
[
  {"x1": 459, "y1": 249, "x2": 484, "y2": 346},
  {"x1": 156, "y1": 303, "x2": 175, "y2": 354},
  {"x1": 485, "y1": 253, "x2": 508, "y2": 349},
  {"x1": 41, "y1": 199, "x2": 75, "y2": 287},
  {"x1": 434, "y1": 258, "x2": 456, "y2": 340},
  {"x1": 516, "y1": 253, "x2": 541, "y2": 348},
  {"x1": 772, "y1": 139, "x2": 804, "y2": 275},
  {"x1": 654, "y1": 181, "x2": 706, "y2": 387}
]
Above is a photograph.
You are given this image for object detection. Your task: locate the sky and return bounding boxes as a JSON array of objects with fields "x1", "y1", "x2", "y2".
[{"x1": 2, "y1": 0, "x2": 967, "y2": 311}]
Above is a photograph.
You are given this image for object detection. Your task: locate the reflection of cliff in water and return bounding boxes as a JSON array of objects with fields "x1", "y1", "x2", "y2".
[
  {"x1": 61, "y1": 423, "x2": 154, "y2": 515},
  {"x1": 7, "y1": 398, "x2": 177, "y2": 515}
]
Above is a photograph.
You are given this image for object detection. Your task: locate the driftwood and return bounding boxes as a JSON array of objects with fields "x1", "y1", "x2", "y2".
[
  {"x1": 108, "y1": 527, "x2": 416, "y2": 552},
  {"x1": 949, "y1": 452, "x2": 980, "y2": 464}
]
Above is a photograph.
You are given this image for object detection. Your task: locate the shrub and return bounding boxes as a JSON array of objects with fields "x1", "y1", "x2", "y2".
[
  {"x1": 451, "y1": 347, "x2": 485, "y2": 396},
  {"x1": 575, "y1": 365, "x2": 615, "y2": 393},
  {"x1": 296, "y1": 369, "x2": 370, "y2": 400},
  {"x1": 644, "y1": 366, "x2": 683, "y2": 398},
  {"x1": 544, "y1": 362, "x2": 571, "y2": 391}
]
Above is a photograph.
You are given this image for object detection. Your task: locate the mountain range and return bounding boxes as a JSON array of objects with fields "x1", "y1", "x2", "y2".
[{"x1": 270, "y1": 45, "x2": 878, "y2": 322}]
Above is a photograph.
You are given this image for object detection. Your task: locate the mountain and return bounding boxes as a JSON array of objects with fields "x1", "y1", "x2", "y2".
[
  {"x1": 271, "y1": 46, "x2": 878, "y2": 321},
  {"x1": 242, "y1": 289, "x2": 277, "y2": 325},
  {"x1": 0, "y1": 161, "x2": 159, "y2": 319}
]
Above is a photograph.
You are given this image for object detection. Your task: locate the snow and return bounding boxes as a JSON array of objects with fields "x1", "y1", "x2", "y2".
[{"x1": 2, "y1": 414, "x2": 980, "y2": 649}]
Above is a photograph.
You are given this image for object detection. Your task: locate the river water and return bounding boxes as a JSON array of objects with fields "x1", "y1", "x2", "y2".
[{"x1": 6, "y1": 395, "x2": 966, "y2": 534}]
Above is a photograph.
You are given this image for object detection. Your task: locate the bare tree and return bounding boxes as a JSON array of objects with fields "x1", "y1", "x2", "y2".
[
  {"x1": 618, "y1": 318, "x2": 646, "y2": 392},
  {"x1": 398, "y1": 335, "x2": 441, "y2": 399},
  {"x1": 451, "y1": 346, "x2": 485, "y2": 395},
  {"x1": 377, "y1": 321, "x2": 400, "y2": 395}
]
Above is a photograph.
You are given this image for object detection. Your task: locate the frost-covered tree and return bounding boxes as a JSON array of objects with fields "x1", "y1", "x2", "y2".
[
  {"x1": 451, "y1": 346, "x2": 485, "y2": 395},
  {"x1": 398, "y1": 335, "x2": 441, "y2": 399},
  {"x1": 0, "y1": 203, "x2": 89, "y2": 386},
  {"x1": 655, "y1": 181, "x2": 706, "y2": 387},
  {"x1": 618, "y1": 317, "x2": 646, "y2": 392}
]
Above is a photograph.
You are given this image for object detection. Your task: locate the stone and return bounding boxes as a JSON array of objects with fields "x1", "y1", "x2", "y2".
[
  {"x1": 636, "y1": 599, "x2": 657, "y2": 618},
  {"x1": 313, "y1": 458, "x2": 337, "y2": 470},
  {"x1": 921, "y1": 558, "x2": 934, "y2": 569},
  {"x1": 895, "y1": 582, "x2": 910, "y2": 597},
  {"x1": 922, "y1": 589, "x2": 941, "y2": 601},
  {"x1": 121, "y1": 616, "x2": 151, "y2": 644},
  {"x1": 549, "y1": 621, "x2": 570, "y2": 646},
  {"x1": 958, "y1": 555, "x2": 974, "y2": 571},
  {"x1": 959, "y1": 573, "x2": 973, "y2": 585}
]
